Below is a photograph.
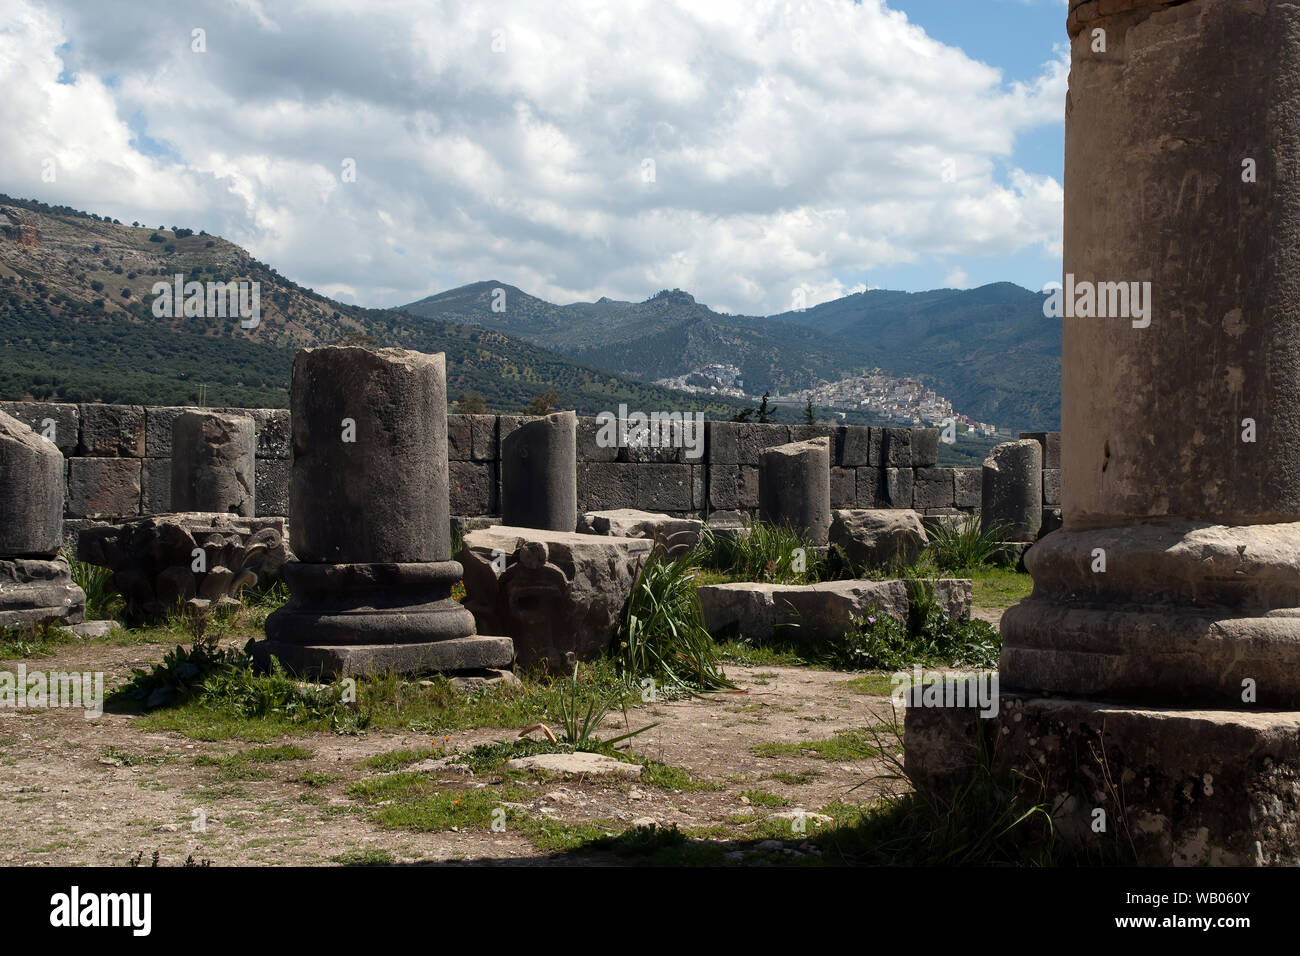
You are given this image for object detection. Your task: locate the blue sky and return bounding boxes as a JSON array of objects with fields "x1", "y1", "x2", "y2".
[{"x1": 4, "y1": 0, "x2": 1070, "y2": 312}]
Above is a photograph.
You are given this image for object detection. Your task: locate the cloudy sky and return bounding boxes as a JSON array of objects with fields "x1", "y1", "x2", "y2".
[{"x1": 1, "y1": 0, "x2": 1069, "y2": 315}]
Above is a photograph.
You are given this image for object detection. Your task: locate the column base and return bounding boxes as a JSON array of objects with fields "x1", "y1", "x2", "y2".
[
  {"x1": 0, "y1": 556, "x2": 86, "y2": 629},
  {"x1": 904, "y1": 688, "x2": 1300, "y2": 865},
  {"x1": 255, "y1": 560, "x2": 514, "y2": 677}
]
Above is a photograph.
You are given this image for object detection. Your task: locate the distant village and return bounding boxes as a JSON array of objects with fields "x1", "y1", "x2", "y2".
[{"x1": 656, "y1": 363, "x2": 1002, "y2": 436}]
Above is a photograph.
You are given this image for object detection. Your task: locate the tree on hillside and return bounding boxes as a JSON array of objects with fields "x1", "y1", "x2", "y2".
[
  {"x1": 527, "y1": 388, "x2": 559, "y2": 415},
  {"x1": 804, "y1": 397, "x2": 815, "y2": 425},
  {"x1": 457, "y1": 391, "x2": 487, "y2": 414}
]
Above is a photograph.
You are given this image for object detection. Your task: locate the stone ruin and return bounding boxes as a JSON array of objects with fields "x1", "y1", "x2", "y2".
[
  {"x1": 251, "y1": 347, "x2": 513, "y2": 679},
  {"x1": 907, "y1": 0, "x2": 1300, "y2": 865},
  {"x1": 0, "y1": 410, "x2": 85, "y2": 628}
]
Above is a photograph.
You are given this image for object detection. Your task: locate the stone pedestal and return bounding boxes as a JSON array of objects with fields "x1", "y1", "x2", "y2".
[
  {"x1": 0, "y1": 411, "x2": 85, "y2": 628},
  {"x1": 501, "y1": 411, "x2": 578, "y2": 531},
  {"x1": 170, "y1": 411, "x2": 256, "y2": 516},
  {"x1": 254, "y1": 347, "x2": 512, "y2": 678},
  {"x1": 906, "y1": 0, "x2": 1300, "y2": 865},
  {"x1": 758, "y1": 437, "x2": 831, "y2": 545}
]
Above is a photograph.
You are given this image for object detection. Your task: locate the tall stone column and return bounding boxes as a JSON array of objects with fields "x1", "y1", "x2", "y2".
[
  {"x1": 170, "y1": 411, "x2": 256, "y2": 516},
  {"x1": 500, "y1": 411, "x2": 577, "y2": 531},
  {"x1": 0, "y1": 411, "x2": 86, "y2": 627},
  {"x1": 253, "y1": 347, "x2": 513, "y2": 677},
  {"x1": 906, "y1": 0, "x2": 1300, "y2": 865}
]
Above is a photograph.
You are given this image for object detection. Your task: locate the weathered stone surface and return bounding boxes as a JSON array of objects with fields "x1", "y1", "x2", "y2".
[
  {"x1": 0, "y1": 556, "x2": 85, "y2": 628},
  {"x1": 255, "y1": 458, "x2": 290, "y2": 518},
  {"x1": 253, "y1": 634, "x2": 514, "y2": 679},
  {"x1": 1019, "y1": 431, "x2": 1060, "y2": 471},
  {"x1": 708, "y1": 464, "x2": 759, "y2": 511},
  {"x1": 636, "y1": 463, "x2": 693, "y2": 512},
  {"x1": 981, "y1": 440, "x2": 1041, "y2": 542},
  {"x1": 882, "y1": 467, "x2": 912, "y2": 508},
  {"x1": 828, "y1": 509, "x2": 928, "y2": 570},
  {"x1": 0, "y1": 402, "x2": 78, "y2": 454},
  {"x1": 79, "y1": 404, "x2": 146, "y2": 457},
  {"x1": 837, "y1": 426, "x2": 879, "y2": 467},
  {"x1": 0, "y1": 411, "x2": 65, "y2": 556},
  {"x1": 830, "y1": 467, "x2": 856, "y2": 509},
  {"x1": 577, "y1": 461, "x2": 638, "y2": 512},
  {"x1": 911, "y1": 428, "x2": 940, "y2": 467},
  {"x1": 506, "y1": 752, "x2": 642, "y2": 778},
  {"x1": 697, "y1": 577, "x2": 970, "y2": 643},
  {"x1": 576, "y1": 416, "x2": 619, "y2": 462},
  {"x1": 288, "y1": 347, "x2": 450, "y2": 564},
  {"x1": 855, "y1": 468, "x2": 882, "y2": 509},
  {"x1": 171, "y1": 411, "x2": 256, "y2": 516},
  {"x1": 501, "y1": 411, "x2": 578, "y2": 532},
  {"x1": 469, "y1": 414, "x2": 497, "y2": 461},
  {"x1": 78, "y1": 514, "x2": 287, "y2": 620},
  {"x1": 759, "y1": 438, "x2": 831, "y2": 546},
  {"x1": 447, "y1": 414, "x2": 474, "y2": 461},
  {"x1": 459, "y1": 526, "x2": 652, "y2": 668},
  {"x1": 882, "y1": 428, "x2": 912, "y2": 467},
  {"x1": 1042, "y1": 468, "x2": 1060, "y2": 506},
  {"x1": 912, "y1": 467, "x2": 954, "y2": 510},
  {"x1": 787, "y1": 424, "x2": 833, "y2": 445},
  {"x1": 579, "y1": 508, "x2": 702, "y2": 555},
  {"x1": 141, "y1": 458, "x2": 171, "y2": 515},
  {"x1": 706, "y1": 421, "x2": 790, "y2": 465},
  {"x1": 449, "y1": 460, "x2": 497, "y2": 516},
  {"x1": 249, "y1": 408, "x2": 291, "y2": 459},
  {"x1": 144, "y1": 406, "x2": 201, "y2": 457},
  {"x1": 66, "y1": 458, "x2": 140, "y2": 519},
  {"x1": 953, "y1": 467, "x2": 982, "y2": 509},
  {"x1": 906, "y1": 689, "x2": 1300, "y2": 865}
]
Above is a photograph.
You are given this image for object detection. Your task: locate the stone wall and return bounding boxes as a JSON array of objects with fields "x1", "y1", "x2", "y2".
[{"x1": 3, "y1": 402, "x2": 1014, "y2": 540}]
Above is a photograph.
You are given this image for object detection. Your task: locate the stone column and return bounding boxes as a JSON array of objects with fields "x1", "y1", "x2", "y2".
[
  {"x1": 907, "y1": 0, "x2": 1300, "y2": 865},
  {"x1": 758, "y1": 437, "x2": 831, "y2": 545},
  {"x1": 500, "y1": 411, "x2": 577, "y2": 531},
  {"x1": 254, "y1": 347, "x2": 512, "y2": 677},
  {"x1": 980, "y1": 439, "x2": 1042, "y2": 543},
  {"x1": 0, "y1": 411, "x2": 85, "y2": 627},
  {"x1": 170, "y1": 411, "x2": 256, "y2": 516}
]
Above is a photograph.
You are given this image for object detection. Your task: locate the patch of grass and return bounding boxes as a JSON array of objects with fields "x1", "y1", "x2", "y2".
[
  {"x1": 100, "y1": 746, "x2": 175, "y2": 767},
  {"x1": 715, "y1": 637, "x2": 810, "y2": 668},
  {"x1": 295, "y1": 771, "x2": 339, "y2": 788},
  {"x1": 741, "y1": 789, "x2": 791, "y2": 807},
  {"x1": 925, "y1": 516, "x2": 1014, "y2": 573},
  {"x1": 635, "y1": 759, "x2": 721, "y2": 792},
  {"x1": 835, "y1": 673, "x2": 896, "y2": 696},
  {"x1": 332, "y1": 849, "x2": 394, "y2": 866},
  {"x1": 753, "y1": 728, "x2": 889, "y2": 761},
  {"x1": 362, "y1": 747, "x2": 440, "y2": 772},
  {"x1": 348, "y1": 773, "x2": 533, "y2": 832},
  {"x1": 194, "y1": 744, "x2": 313, "y2": 780},
  {"x1": 0, "y1": 623, "x2": 76, "y2": 659},
  {"x1": 69, "y1": 557, "x2": 123, "y2": 621},
  {"x1": 827, "y1": 604, "x2": 1000, "y2": 672},
  {"x1": 969, "y1": 566, "x2": 1033, "y2": 610}
]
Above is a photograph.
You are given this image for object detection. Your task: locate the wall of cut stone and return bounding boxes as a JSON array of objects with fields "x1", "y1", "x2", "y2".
[{"x1": 3, "y1": 403, "x2": 1036, "y2": 541}]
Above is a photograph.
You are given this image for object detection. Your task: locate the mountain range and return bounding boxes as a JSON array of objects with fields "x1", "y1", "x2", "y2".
[{"x1": 0, "y1": 192, "x2": 1060, "y2": 437}]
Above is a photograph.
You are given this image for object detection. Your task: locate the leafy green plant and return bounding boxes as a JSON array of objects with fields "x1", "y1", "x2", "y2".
[
  {"x1": 693, "y1": 519, "x2": 822, "y2": 584},
  {"x1": 69, "y1": 558, "x2": 123, "y2": 621},
  {"x1": 828, "y1": 605, "x2": 1000, "y2": 671},
  {"x1": 111, "y1": 635, "x2": 247, "y2": 710},
  {"x1": 555, "y1": 663, "x2": 656, "y2": 751},
  {"x1": 618, "y1": 548, "x2": 735, "y2": 692},
  {"x1": 926, "y1": 515, "x2": 1012, "y2": 572}
]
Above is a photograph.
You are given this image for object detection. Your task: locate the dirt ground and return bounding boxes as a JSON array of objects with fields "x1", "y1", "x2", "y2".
[{"x1": 0, "y1": 612, "x2": 1001, "y2": 866}]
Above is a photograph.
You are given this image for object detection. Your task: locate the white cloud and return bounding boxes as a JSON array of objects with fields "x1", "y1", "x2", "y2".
[{"x1": 0, "y1": 0, "x2": 1066, "y2": 314}]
